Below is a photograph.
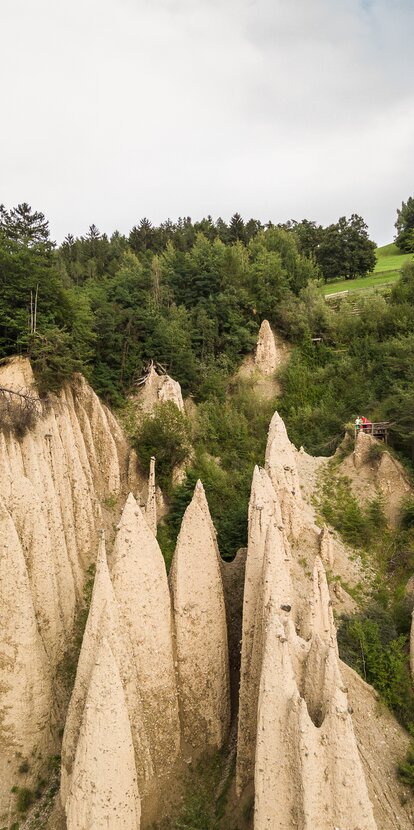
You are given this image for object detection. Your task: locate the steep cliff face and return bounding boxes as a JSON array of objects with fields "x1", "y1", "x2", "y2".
[
  {"x1": 237, "y1": 447, "x2": 377, "y2": 828},
  {"x1": 236, "y1": 412, "x2": 413, "y2": 830},
  {"x1": 0, "y1": 358, "x2": 136, "y2": 821},
  {"x1": 169, "y1": 481, "x2": 230, "y2": 758}
]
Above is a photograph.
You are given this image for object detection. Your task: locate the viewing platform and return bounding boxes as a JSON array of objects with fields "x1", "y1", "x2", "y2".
[{"x1": 355, "y1": 421, "x2": 390, "y2": 441}]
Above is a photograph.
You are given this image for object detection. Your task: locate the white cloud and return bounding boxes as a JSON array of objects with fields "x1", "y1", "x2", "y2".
[{"x1": 0, "y1": 0, "x2": 413, "y2": 243}]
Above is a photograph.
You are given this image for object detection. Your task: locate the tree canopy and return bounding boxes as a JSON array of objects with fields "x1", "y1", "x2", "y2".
[{"x1": 395, "y1": 196, "x2": 414, "y2": 252}]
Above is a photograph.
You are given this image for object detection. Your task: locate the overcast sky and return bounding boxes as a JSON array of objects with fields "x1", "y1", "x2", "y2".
[{"x1": 1, "y1": 0, "x2": 413, "y2": 244}]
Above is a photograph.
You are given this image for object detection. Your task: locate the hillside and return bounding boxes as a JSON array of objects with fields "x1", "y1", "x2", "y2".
[
  {"x1": 1, "y1": 326, "x2": 414, "y2": 829},
  {"x1": 2, "y1": 206, "x2": 414, "y2": 829}
]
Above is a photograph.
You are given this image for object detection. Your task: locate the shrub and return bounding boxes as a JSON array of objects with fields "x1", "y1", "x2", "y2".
[
  {"x1": 400, "y1": 497, "x2": 414, "y2": 530},
  {"x1": 398, "y1": 739, "x2": 414, "y2": 791},
  {"x1": 135, "y1": 402, "x2": 192, "y2": 491},
  {"x1": 367, "y1": 441, "x2": 387, "y2": 463},
  {"x1": 16, "y1": 787, "x2": 34, "y2": 812},
  {"x1": 338, "y1": 607, "x2": 414, "y2": 727},
  {"x1": 0, "y1": 390, "x2": 40, "y2": 437},
  {"x1": 315, "y1": 468, "x2": 387, "y2": 549}
]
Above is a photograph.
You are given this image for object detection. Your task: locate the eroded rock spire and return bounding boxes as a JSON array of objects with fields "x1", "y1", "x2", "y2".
[
  {"x1": 255, "y1": 320, "x2": 279, "y2": 376},
  {"x1": 65, "y1": 637, "x2": 141, "y2": 830},
  {"x1": 111, "y1": 493, "x2": 181, "y2": 775},
  {"x1": 237, "y1": 466, "x2": 291, "y2": 794},
  {"x1": 169, "y1": 480, "x2": 230, "y2": 757},
  {"x1": 145, "y1": 456, "x2": 157, "y2": 535},
  {"x1": 0, "y1": 498, "x2": 52, "y2": 816}
]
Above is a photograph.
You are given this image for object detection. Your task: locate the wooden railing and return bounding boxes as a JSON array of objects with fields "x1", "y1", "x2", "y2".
[{"x1": 355, "y1": 421, "x2": 390, "y2": 441}]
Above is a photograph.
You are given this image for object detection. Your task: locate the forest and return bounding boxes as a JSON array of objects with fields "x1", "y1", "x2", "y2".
[
  {"x1": 1, "y1": 199, "x2": 414, "y2": 556},
  {"x1": 0, "y1": 202, "x2": 412, "y2": 452}
]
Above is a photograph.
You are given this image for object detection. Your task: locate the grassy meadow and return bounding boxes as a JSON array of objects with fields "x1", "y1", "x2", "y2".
[{"x1": 323, "y1": 242, "x2": 413, "y2": 296}]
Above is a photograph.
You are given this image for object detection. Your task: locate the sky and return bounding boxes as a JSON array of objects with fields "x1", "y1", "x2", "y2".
[{"x1": 1, "y1": 0, "x2": 414, "y2": 244}]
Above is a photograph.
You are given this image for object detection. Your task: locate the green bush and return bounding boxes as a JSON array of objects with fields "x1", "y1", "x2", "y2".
[
  {"x1": 338, "y1": 608, "x2": 414, "y2": 727},
  {"x1": 398, "y1": 739, "x2": 414, "y2": 791},
  {"x1": 16, "y1": 787, "x2": 34, "y2": 812},
  {"x1": 367, "y1": 441, "x2": 387, "y2": 463},
  {"x1": 135, "y1": 402, "x2": 192, "y2": 491},
  {"x1": 315, "y1": 469, "x2": 387, "y2": 549}
]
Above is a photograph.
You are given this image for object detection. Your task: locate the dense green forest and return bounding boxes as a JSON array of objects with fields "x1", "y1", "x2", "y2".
[
  {"x1": 0, "y1": 201, "x2": 413, "y2": 453},
  {"x1": 1, "y1": 200, "x2": 414, "y2": 555}
]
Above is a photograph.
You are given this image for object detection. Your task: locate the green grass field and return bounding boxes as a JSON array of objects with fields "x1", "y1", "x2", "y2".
[{"x1": 323, "y1": 243, "x2": 413, "y2": 297}]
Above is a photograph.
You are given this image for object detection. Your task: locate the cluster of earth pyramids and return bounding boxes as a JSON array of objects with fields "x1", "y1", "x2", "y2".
[
  {"x1": 60, "y1": 415, "x2": 377, "y2": 826},
  {"x1": 2, "y1": 323, "x2": 411, "y2": 829}
]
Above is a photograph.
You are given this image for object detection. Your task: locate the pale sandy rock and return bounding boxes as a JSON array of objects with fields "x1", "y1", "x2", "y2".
[
  {"x1": 169, "y1": 480, "x2": 230, "y2": 757},
  {"x1": 237, "y1": 466, "x2": 291, "y2": 794},
  {"x1": 127, "y1": 447, "x2": 142, "y2": 494},
  {"x1": 254, "y1": 612, "x2": 302, "y2": 830},
  {"x1": 254, "y1": 609, "x2": 377, "y2": 830},
  {"x1": 310, "y1": 555, "x2": 336, "y2": 648},
  {"x1": 265, "y1": 410, "x2": 304, "y2": 538},
  {"x1": 71, "y1": 375, "x2": 122, "y2": 496},
  {"x1": 340, "y1": 433, "x2": 412, "y2": 528},
  {"x1": 65, "y1": 637, "x2": 141, "y2": 830},
  {"x1": 0, "y1": 499, "x2": 52, "y2": 818},
  {"x1": 145, "y1": 456, "x2": 157, "y2": 535},
  {"x1": 139, "y1": 365, "x2": 184, "y2": 414},
  {"x1": 377, "y1": 450, "x2": 411, "y2": 524},
  {"x1": 156, "y1": 484, "x2": 168, "y2": 521},
  {"x1": 319, "y1": 523, "x2": 334, "y2": 568},
  {"x1": 158, "y1": 374, "x2": 184, "y2": 410},
  {"x1": 7, "y1": 471, "x2": 67, "y2": 662},
  {"x1": 342, "y1": 661, "x2": 414, "y2": 830},
  {"x1": 172, "y1": 459, "x2": 189, "y2": 486},
  {"x1": 411, "y1": 610, "x2": 414, "y2": 681},
  {"x1": 0, "y1": 355, "x2": 37, "y2": 393},
  {"x1": 254, "y1": 320, "x2": 279, "y2": 375},
  {"x1": 61, "y1": 534, "x2": 153, "y2": 807},
  {"x1": 0, "y1": 358, "x2": 132, "y2": 822},
  {"x1": 353, "y1": 430, "x2": 378, "y2": 468},
  {"x1": 61, "y1": 532, "x2": 113, "y2": 804},
  {"x1": 111, "y1": 493, "x2": 180, "y2": 775}
]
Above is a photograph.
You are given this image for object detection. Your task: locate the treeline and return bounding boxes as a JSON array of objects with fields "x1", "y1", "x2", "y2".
[
  {"x1": 1, "y1": 200, "x2": 413, "y2": 466},
  {"x1": 1, "y1": 203, "x2": 319, "y2": 401},
  {"x1": 0, "y1": 203, "x2": 377, "y2": 400}
]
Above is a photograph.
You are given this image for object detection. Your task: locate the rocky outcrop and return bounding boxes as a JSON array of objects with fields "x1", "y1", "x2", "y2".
[
  {"x1": 237, "y1": 415, "x2": 378, "y2": 829},
  {"x1": 145, "y1": 456, "x2": 157, "y2": 535},
  {"x1": 252, "y1": 554, "x2": 377, "y2": 830},
  {"x1": 236, "y1": 466, "x2": 286, "y2": 794},
  {"x1": 411, "y1": 610, "x2": 414, "y2": 682},
  {"x1": 254, "y1": 320, "x2": 279, "y2": 375},
  {"x1": 265, "y1": 410, "x2": 305, "y2": 538},
  {"x1": 138, "y1": 365, "x2": 184, "y2": 414},
  {"x1": 0, "y1": 497, "x2": 53, "y2": 812},
  {"x1": 0, "y1": 358, "x2": 135, "y2": 822},
  {"x1": 319, "y1": 523, "x2": 334, "y2": 568},
  {"x1": 347, "y1": 431, "x2": 411, "y2": 526},
  {"x1": 169, "y1": 481, "x2": 230, "y2": 758},
  {"x1": 61, "y1": 528, "x2": 156, "y2": 813},
  {"x1": 65, "y1": 637, "x2": 141, "y2": 830},
  {"x1": 254, "y1": 610, "x2": 377, "y2": 830},
  {"x1": 111, "y1": 493, "x2": 181, "y2": 776}
]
